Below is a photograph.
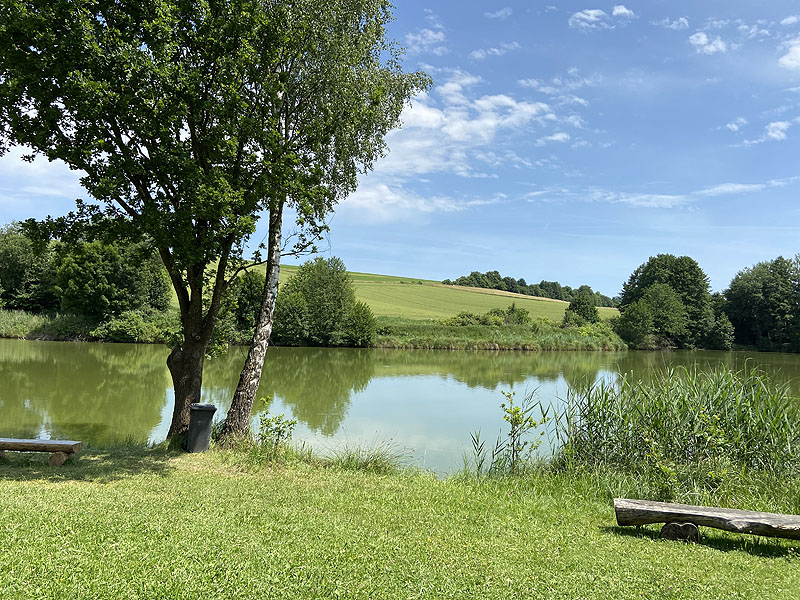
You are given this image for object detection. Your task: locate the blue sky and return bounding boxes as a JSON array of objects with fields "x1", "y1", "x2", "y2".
[{"x1": 3, "y1": 1, "x2": 800, "y2": 296}]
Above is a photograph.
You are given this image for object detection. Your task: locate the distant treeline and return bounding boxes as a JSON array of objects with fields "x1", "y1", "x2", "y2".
[{"x1": 442, "y1": 270, "x2": 617, "y2": 307}]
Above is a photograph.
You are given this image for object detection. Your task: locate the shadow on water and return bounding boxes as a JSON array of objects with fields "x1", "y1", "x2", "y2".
[
  {"x1": 0, "y1": 445, "x2": 175, "y2": 483},
  {"x1": 602, "y1": 525, "x2": 800, "y2": 559}
]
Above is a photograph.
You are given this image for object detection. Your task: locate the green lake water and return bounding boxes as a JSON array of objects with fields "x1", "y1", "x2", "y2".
[{"x1": 2, "y1": 338, "x2": 800, "y2": 473}]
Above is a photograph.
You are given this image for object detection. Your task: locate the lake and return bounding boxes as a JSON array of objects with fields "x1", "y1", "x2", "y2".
[{"x1": 2, "y1": 338, "x2": 800, "y2": 473}]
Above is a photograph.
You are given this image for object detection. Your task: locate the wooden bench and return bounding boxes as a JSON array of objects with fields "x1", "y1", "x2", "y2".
[
  {"x1": 0, "y1": 438, "x2": 83, "y2": 466},
  {"x1": 614, "y1": 498, "x2": 800, "y2": 541}
]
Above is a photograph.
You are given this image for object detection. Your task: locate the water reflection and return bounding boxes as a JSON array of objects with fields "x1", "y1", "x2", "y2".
[{"x1": 2, "y1": 339, "x2": 799, "y2": 472}]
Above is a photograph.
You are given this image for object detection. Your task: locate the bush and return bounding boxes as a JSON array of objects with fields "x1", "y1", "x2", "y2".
[
  {"x1": 561, "y1": 310, "x2": 587, "y2": 328},
  {"x1": 614, "y1": 300, "x2": 653, "y2": 348},
  {"x1": 272, "y1": 291, "x2": 310, "y2": 346},
  {"x1": 0, "y1": 223, "x2": 59, "y2": 311},
  {"x1": 564, "y1": 294, "x2": 599, "y2": 324},
  {"x1": 343, "y1": 301, "x2": 376, "y2": 347},
  {"x1": 229, "y1": 270, "x2": 266, "y2": 335},
  {"x1": 442, "y1": 311, "x2": 481, "y2": 326},
  {"x1": 91, "y1": 308, "x2": 180, "y2": 343},
  {"x1": 54, "y1": 240, "x2": 171, "y2": 319},
  {"x1": 272, "y1": 257, "x2": 376, "y2": 347}
]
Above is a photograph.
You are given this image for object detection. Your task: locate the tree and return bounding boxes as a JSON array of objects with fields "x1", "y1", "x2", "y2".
[
  {"x1": 218, "y1": 3, "x2": 427, "y2": 439},
  {"x1": 0, "y1": 223, "x2": 59, "y2": 311},
  {"x1": 54, "y1": 240, "x2": 169, "y2": 319},
  {"x1": 270, "y1": 257, "x2": 375, "y2": 347},
  {"x1": 640, "y1": 283, "x2": 687, "y2": 345},
  {"x1": 725, "y1": 256, "x2": 800, "y2": 351},
  {"x1": 565, "y1": 293, "x2": 599, "y2": 324},
  {"x1": 614, "y1": 301, "x2": 654, "y2": 348},
  {"x1": 0, "y1": 0, "x2": 427, "y2": 437},
  {"x1": 620, "y1": 254, "x2": 713, "y2": 347}
]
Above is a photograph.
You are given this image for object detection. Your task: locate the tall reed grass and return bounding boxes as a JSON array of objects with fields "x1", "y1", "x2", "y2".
[{"x1": 551, "y1": 366, "x2": 800, "y2": 476}]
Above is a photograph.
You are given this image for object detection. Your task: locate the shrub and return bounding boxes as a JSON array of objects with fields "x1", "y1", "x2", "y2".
[
  {"x1": 91, "y1": 308, "x2": 179, "y2": 343},
  {"x1": 0, "y1": 223, "x2": 59, "y2": 311},
  {"x1": 343, "y1": 301, "x2": 376, "y2": 347},
  {"x1": 614, "y1": 300, "x2": 653, "y2": 348},
  {"x1": 272, "y1": 291, "x2": 309, "y2": 346},
  {"x1": 54, "y1": 240, "x2": 170, "y2": 319},
  {"x1": 564, "y1": 293, "x2": 599, "y2": 324},
  {"x1": 442, "y1": 311, "x2": 481, "y2": 326},
  {"x1": 561, "y1": 309, "x2": 587, "y2": 328},
  {"x1": 272, "y1": 257, "x2": 375, "y2": 347}
]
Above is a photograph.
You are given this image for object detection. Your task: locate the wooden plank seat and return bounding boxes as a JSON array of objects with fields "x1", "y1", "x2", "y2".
[
  {"x1": 614, "y1": 498, "x2": 800, "y2": 541},
  {"x1": 0, "y1": 438, "x2": 83, "y2": 466}
]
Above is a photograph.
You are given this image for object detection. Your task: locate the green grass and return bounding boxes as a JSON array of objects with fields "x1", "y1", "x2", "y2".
[
  {"x1": 1, "y1": 447, "x2": 798, "y2": 599},
  {"x1": 375, "y1": 316, "x2": 627, "y2": 351},
  {"x1": 276, "y1": 264, "x2": 619, "y2": 321}
]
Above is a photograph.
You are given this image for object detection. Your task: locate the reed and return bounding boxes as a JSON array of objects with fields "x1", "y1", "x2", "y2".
[{"x1": 550, "y1": 366, "x2": 800, "y2": 477}]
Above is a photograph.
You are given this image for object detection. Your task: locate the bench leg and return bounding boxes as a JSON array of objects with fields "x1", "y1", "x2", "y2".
[
  {"x1": 0, "y1": 450, "x2": 5, "y2": 460},
  {"x1": 660, "y1": 522, "x2": 700, "y2": 543},
  {"x1": 49, "y1": 451, "x2": 70, "y2": 466}
]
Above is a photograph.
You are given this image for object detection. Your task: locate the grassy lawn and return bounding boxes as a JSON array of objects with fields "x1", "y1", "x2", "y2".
[{"x1": 1, "y1": 448, "x2": 798, "y2": 599}]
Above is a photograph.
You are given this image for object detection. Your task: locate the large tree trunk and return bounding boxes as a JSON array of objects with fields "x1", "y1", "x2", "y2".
[
  {"x1": 219, "y1": 210, "x2": 283, "y2": 441},
  {"x1": 166, "y1": 337, "x2": 207, "y2": 437}
]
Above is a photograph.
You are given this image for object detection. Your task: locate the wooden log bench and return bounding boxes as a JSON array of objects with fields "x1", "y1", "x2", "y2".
[
  {"x1": 614, "y1": 498, "x2": 800, "y2": 542},
  {"x1": 0, "y1": 438, "x2": 83, "y2": 466}
]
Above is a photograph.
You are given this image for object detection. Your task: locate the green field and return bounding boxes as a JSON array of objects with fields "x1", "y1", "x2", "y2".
[
  {"x1": 1, "y1": 449, "x2": 797, "y2": 599},
  {"x1": 279, "y1": 264, "x2": 618, "y2": 321}
]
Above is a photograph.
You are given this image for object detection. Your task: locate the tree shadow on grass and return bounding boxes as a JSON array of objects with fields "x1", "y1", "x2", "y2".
[
  {"x1": 0, "y1": 443, "x2": 177, "y2": 484},
  {"x1": 602, "y1": 525, "x2": 800, "y2": 559}
]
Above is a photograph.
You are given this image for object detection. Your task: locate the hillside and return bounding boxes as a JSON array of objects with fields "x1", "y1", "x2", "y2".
[{"x1": 278, "y1": 264, "x2": 618, "y2": 321}]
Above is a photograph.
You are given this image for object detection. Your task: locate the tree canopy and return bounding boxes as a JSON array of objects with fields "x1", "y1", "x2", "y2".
[{"x1": 0, "y1": 0, "x2": 428, "y2": 435}]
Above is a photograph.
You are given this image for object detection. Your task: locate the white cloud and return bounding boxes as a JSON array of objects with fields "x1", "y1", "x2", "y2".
[
  {"x1": 612, "y1": 5, "x2": 635, "y2": 19},
  {"x1": 405, "y1": 28, "x2": 448, "y2": 56},
  {"x1": 536, "y1": 132, "x2": 571, "y2": 146},
  {"x1": 689, "y1": 32, "x2": 727, "y2": 54},
  {"x1": 485, "y1": 8, "x2": 512, "y2": 20},
  {"x1": 469, "y1": 42, "x2": 521, "y2": 61},
  {"x1": 781, "y1": 16, "x2": 800, "y2": 26},
  {"x1": 740, "y1": 119, "x2": 800, "y2": 146},
  {"x1": 696, "y1": 177, "x2": 799, "y2": 196},
  {"x1": 519, "y1": 72, "x2": 602, "y2": 95},
  {"x1": 654, "y1": 17, "x2": 689, "y2": 31},
  {"x1": 725, "y1": 117, "x2": 748, "y2": 132},
  {"x1": 779, "y1": 40, "x2": 800, "y2": 69},
  {"x1": 568, "y1": 9, "x2": 610, "y2": 31},
  {"x1": 525, "y1": 175, "x2": 800, "y2": 210},
  {"x1": 766, "y1": 120, "x2": 791, "y2": 140}
]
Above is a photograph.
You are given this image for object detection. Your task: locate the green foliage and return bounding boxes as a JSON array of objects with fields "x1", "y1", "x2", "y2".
[
  {"x1": 91, "y1": 310, "x2": 160, "y2": 343},
  {"x1": 564, "y1": 293, "x2": 599, "y2": 325},
  {"x1": 641, "y1": 283, "x2": 687, "y2": 344},
  {"x1": 54, "y1": 241, "x2": 171, "y2": 320},
  {"x1": 561, "y1": 309, "x2": 587, "y2": 328},
  {"x1": 449, "y1": 269, "x2": 617, "y2": 306},
  {"x1": 342, "y1": 301, "x2": 377, "y2": 347},
  {"x1": 613, "y1": 300, "x2": 654, "y2": 348},
  {"x1": 257, "y1": 412, "x2": 298, "y2": 455},
  {"x1": 442, "y1": 304, "x2": 531, "y2": 327},
  {"x1": 620, "y1": 254, "x2": 713, "y2": 347},
  {"x1": 272, "y1": 291, "x2": 310, "y2": 346},
  {"x1": 469, "y1": 390, "x2": 548, "y2": 475},
  {"x1": 0, "y1": 224, "x2": 59, "y2": 311},
  {"x1": 725, "y1": 256, "x2": 800, "y2": 351},
  {"x1": 232, "y1": 270, "x2": 266, "y2": 334},
  {"x1": 273, "y1": 257, "x2": 376, "y2": 347},
  {"x1": 549, "y1": 366, "x2": 800, "y2": 498}
]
